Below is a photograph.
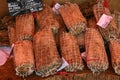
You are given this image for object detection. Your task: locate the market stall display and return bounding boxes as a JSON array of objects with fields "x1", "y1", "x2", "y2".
[{"x1": 0, "y1": 0, "x2": 120, "y2": 79}]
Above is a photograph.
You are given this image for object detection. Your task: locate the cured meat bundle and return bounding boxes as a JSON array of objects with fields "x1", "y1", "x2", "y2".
[
  {"x1": 13, "y1": 40, "x2": 35, "y2": 77},
  {"x1": 36, "y1": 5, "x2": 60, "y2": 34},
  {"x1": 8, "y1": 23, "x2": 16, "y2": 45},
  {"x1": 33, "y1": 30, "x2": 62, "y2": 77},
  {"x1": 93, "y1": 2, "x2": 119, "y2": 41},
  {"x1": 85, "y1": 28, "x2": 109, "y2": 73},
  {"x1": 59, "y1": 3, "x2": 87, "y2": 35},
  {"x1": 16, "y1": 14, "x2": 35, "y2": 41},
  {"x1": 113, "y1": 11, "x2": 120, "y2": 35},
  {"x1": 60, "y1": 32, "x2": 84, "y2": 72},
  {"x1": 109, "y1": 39, "x2": 120, "y2": 75}
]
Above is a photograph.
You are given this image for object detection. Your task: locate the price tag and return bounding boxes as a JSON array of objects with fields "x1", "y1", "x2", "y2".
[
  {"x1": 97, "y1": 14, "x2": 113, "y2": 28},
  {"x1": 0, "y1": 44, "x2": 15, "y2": 66},
  {"x1": 52, "y1": 3, "x2": 61, "y2": 14},
  {"x1": 7, "y1": 0, "x2": 43, "y2": 16},
  {"x1": 57, "y1": 58, "x2": 69, "y2": 72},
  {"x1": 0, "y1": 50, "x2": 8, "y2": 66},
  {"x1": 81, "y1": 52, "x2": 86, "y2": 61}
]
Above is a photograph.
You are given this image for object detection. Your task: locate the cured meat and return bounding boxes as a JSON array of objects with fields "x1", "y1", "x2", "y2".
[
  {"x1": 16, "y1": 14, "x2": 35, "y2": 41},
  {"x1": 33, "y1": 29, "x2": 62, "y2": 77},
  {"x1": 113, "y1": 11, "x2": 120, "y2": 35},
  {"x1": 13, "y1": 40, "x2": 35, "y2": 77},
  {"x1": 36, "y1": 5, "x2": 60, "y2": 34},
  {"x1": 109, "y1": 39, "x2": 120, "y2": 75},
  {"x1": 85, "y1": 28, "x2": 109, "y2": 73},
  {"x1": 60, "y1": 32, "x2": 84, "y2": 72},
  {"x1": 93, "y1": 1, "x2": 119, "y2": 41},
  {"x1": 59, "y1": 3, "x2": 87, "y2": 35}
]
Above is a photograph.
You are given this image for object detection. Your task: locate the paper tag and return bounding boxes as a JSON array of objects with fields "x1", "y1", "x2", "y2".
[
  {"x1": 7, "y1": 0, "x2": 43, "y2": 16},
  {"x1": 0, "y1": 44, "x2": 14, "y2": 57},
  {"x1": 57, "y1": 58, "x2": 69, "y2": 72},
  {"x1": 0, "y1": 44, "x2": 15, "y2": 66},
  {"x1": 81, "y1": 52, "x2": 86, "y2": 61},
  {"x1": 0, "y1": 50, "x2": 8, "y2": 66},
  {"x1": 52, "y1": 3, "x2": 61, "y2": 14},
  {"x1": 0, "y1": 47, "x2": 11, "y2": 55},
  {"x1": 97, "y1": 14, "x2": 113, "y2": 28}
]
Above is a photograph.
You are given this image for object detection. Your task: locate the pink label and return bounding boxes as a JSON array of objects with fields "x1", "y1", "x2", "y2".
[
  {"x1": 97, "y1": 14, "x2": 113, "y2": 28},
  {"x1": 81, "y1": 52, "x2": 86, "y2": 61},
  {"x1": 52, "y1": 3, "x2": 61, "y2": 15},
  {"x1": 0, "y1": 50, "x2": 8, "y2": 66},
  {"x1": 0, "y1": 44, "x2": 15, "y2": 66}
]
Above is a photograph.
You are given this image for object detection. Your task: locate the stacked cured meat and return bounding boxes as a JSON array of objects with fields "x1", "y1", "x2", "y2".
[
  {"x1": 13, "y1": 40, "x2": 35, "y2": 77},
  {"x1": 93, "y1": 1, "x2": 119, "y2": 41},
  {"x1": 33, "y1": 30, "x2": 62, "y2": 77},
  {"x1": 13, "y1": 14, "x2": 35, "y2": 77},
  {"x1": 109, "y1": 39, "x2": 120, "y2": 75},
  {"x1": 4, "y1": 1, "x2": 120, "y2": 78},
  {"x1": 59, "y1": 3, "x2": 87, "y2": 35},
  {"x1": 60, "y1": 32, "x2": 84, "y2": 72},
  {"x1": 36, "y1": 5, "x2": 60, "y2": 34},
  {"x1": 85, "y1": 28, "x2": 109, "y2": 73},
  {"x1": 113, "y1": 11, "x2": 120, "y2": 35},
  {"x1": 16, "y1": 14, "x2": 35, "y2": 41}
]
